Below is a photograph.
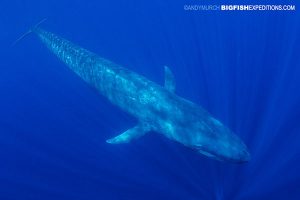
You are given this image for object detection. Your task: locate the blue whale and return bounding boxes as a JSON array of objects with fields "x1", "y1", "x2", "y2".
[{"x1": 28, "y1": 26, "x2": 250, "y2": 163}]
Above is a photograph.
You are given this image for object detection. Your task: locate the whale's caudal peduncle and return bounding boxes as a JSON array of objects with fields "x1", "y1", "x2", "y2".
[{"x1": 29, "y1": 26, "x2": 250, "y2": 163}]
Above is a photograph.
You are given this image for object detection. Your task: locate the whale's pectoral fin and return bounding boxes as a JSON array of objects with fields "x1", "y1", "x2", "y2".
[
  {"x1": 164, "y1": 66, "x2": 175, "y2": 93},
  {"x1": 106, "y1": 123, "x2": 150, "y2": 144}
]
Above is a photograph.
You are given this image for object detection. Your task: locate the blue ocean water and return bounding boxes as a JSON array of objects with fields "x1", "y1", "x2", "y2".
[{"x1": 1, "y1": 0, "x2": 300, "y2": 199}]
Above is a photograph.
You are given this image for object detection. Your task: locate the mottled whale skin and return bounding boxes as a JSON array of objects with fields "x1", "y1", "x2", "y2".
[{"x1": 34, "y1": 28, "x2": 250, "y2": 163}]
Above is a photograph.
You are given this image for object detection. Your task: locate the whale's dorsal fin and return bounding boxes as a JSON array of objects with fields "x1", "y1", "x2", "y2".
[
  {"x1": 106, "y1": 123, "x2": 151, "y2": 144},
  {"x1": 164, "y1": 66, "x2": 175, "y2": 93}
]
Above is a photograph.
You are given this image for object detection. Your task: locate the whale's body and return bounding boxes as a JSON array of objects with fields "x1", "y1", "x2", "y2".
[{"x1": 34, "y1": 28, "x2": 250, "y2": 163}]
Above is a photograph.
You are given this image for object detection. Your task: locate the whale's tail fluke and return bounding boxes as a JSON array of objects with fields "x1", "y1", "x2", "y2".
[{"x1": 11, "y1": 18, "x2": 47, "y2": 47}]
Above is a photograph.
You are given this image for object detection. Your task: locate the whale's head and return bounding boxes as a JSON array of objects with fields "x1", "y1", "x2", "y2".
[{"x1": 191, "y1": 117, "x2": 250, "y2": 163}]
